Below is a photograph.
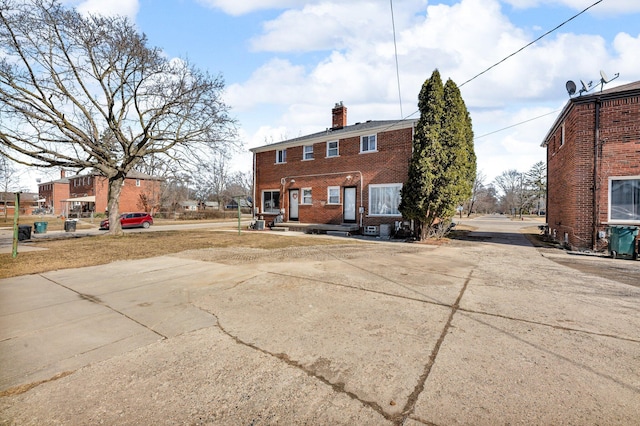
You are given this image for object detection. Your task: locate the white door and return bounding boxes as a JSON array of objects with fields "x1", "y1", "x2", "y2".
[
  {"x1": 289, "y1": 189, "x2": 299, "y2": 221},
  {"x1": 343, "y1": 187, "x2": 356, "y2": 223}
]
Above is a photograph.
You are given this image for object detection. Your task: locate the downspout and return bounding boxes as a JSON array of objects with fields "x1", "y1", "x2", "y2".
[
  {"x1": 252, "y1": 152, "x2": 257, "y2": 217},
  {"x1": 592, "y1": 99, "x2": 601, "y2": 251}
]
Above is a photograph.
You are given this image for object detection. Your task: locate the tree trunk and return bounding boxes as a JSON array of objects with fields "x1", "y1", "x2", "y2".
[{"x1": 107, "y1": 176, "x2": 125, "y2": 236}]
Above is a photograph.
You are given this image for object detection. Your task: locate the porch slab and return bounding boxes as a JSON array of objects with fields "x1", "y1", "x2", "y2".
[{"x1": 273, "y1": 222, "x2": 360, "y2": 234}]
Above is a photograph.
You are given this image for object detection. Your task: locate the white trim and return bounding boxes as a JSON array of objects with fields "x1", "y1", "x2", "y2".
[
  {"x1": 368, "y1": 183, "x2": 403, "y2": 216},
  {"x1": 301, "y1": 187, "x2": 312, "y2": 205},
  {"x1": 326, "y1": 140, "x2": 339, "y2": 158},
  {"x1": 303, "y1": 145, "x2": 314, "y2": 161},
  {"x1": 360, "y1": 134, "x2": 377, "y2": 153},
  {"x1": 327, "y1": 186, "x2": 340, "y2": 204},
  {"x1": 608, "y1": 175, "x2": 640, "y2": 223},
  {"x1": 275, "y1": 149, "x2": 287, "y2": 164},
  {"x1": 262, "y1": 189, "x2": 281, "y2": 214}
]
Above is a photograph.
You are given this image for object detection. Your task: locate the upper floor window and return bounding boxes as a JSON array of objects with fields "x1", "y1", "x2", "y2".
[
  {"x1": 136, "y1": 179, "x2": 141, "y2": 187},
  {"x1": 560, "y1": 123, "x2": 565, "y2": 146},
  {"x1": 276, "y1": 149, "x2": 287, "y2": 164},
  {"x1": 610, "y1": 177, "x2": 640, "y2": 222},
  {"x1": 303, "y1": 145, "x2": 314, "y2": 160},
  {"x1": 361, "y1": 134, "x2": 377, "y2": 153},
  {"x1": 327, "y1": 141, "x2": 338, "y2": 157}
]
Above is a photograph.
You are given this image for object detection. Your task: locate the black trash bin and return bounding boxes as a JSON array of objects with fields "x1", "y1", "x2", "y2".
[
  {"x1": 64, "y1": 220, "x2": 77, "y2": 232},
  {"x1": 18, "y1": 225, "x2": 32, "y2": 241}
]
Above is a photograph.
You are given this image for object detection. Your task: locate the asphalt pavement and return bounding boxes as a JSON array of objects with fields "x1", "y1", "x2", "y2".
[{"x1": 0, "y1": 215, "x2": 638, "y2": 425}]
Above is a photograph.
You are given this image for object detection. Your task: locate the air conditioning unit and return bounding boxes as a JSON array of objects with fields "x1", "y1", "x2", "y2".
[
  {"x1": 255, "y1": 220, "x2": 265, "y2": 230},
  {"x1": 363, "y1": 225, "x2": 379, "y2": 236}
]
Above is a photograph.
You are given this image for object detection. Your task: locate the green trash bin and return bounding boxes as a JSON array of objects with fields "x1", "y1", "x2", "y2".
[
  {"x1": 608, "y1": 225, "x2": 639, "y2": 259},
  {"x1": 33, "y1": 221, "x2": 48, "y2": 234}
]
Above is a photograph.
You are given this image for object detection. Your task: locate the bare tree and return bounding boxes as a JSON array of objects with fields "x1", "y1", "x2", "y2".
[
  {"x1": 466, "y1": 169, "x2": 486, "y2": 217},
  {"x1": 494, "y1": 169, "x2": 524, "y2": 216},
  {"x1": 0, "y1": 155, "x2": 19, "y2": 219},
  {"x1": 0, "y1": 0, "x2": 236, "y2": 234}
]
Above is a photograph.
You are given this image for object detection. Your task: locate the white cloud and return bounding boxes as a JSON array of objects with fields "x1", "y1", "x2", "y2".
[
  {"x1": 61, "y1": 0, "x2": 139, "y2": 19},
  {"x1": 195, "y1": 0, "x2": 308, "y2": 16},
  {"x1": 502, "y1": 0, "x2": 640, "y2": 14},
  {"x1": 224, "y1": 0, "x2": 640, "y2": 179}
]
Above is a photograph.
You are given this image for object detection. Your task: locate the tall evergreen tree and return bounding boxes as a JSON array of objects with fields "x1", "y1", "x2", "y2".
[
  {"x1": 399, "y1": 70, "x2": 476, "y2": 239},
  {"x1": 399, "y1": 70, "x2": 445, "y2": 239}
]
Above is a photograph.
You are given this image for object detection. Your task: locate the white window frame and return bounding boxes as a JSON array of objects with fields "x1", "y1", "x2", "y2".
[
  {"x1": 560, "y1": 123, "x2": 565, "y2": 147},
  {"x1": 608, "y1": 176, "x2": 640, "y2": 223},
  {"x1": 360, "y1": 134, "x2": 377, "y2": 153},
  {"x1": 327, "y1": 186, "x2": 340, "y2": 204},
  {"x1": 301, "y1": 188, "x2": 312, "y2": 205},
  {"x1": 276, "y1": 149, "x2": 287, "y2": 164},
  {"x1": 303, "y1": 145, "x2": 314, "y2": 161},
  {"x1": 369, "y1": 183, "x2": 403, "y2": 216},
  {"x1": 262, "y1": 190, "x2": 281, "y2": 214},
  {"x1": 326, "y1": 141, "x2": 339, "y2": 158},
  {"x1": 135, "y1": 179, "x2": 141, "y2": 187}
]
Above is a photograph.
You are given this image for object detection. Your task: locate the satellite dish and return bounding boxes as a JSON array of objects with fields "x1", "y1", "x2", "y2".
[
  {"x1": 566, "y1": 80, "x2": 576, "y2": 96},
  {"x1": 600, "y1": 70, "x2": 609, "y2": 83}
]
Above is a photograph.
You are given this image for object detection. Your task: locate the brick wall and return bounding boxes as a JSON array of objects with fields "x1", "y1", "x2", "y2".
[
  {"x1": 95, "y1": 176, "x2": 161, "y2": 214},
  {"x1": 254, "y1": 126, "x2": 413, "y2": 228},
  {"x1": 547, "y1": 93, "x2": 640, "y2": 250}
]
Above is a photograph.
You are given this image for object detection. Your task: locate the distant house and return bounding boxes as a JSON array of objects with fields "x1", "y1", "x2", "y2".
[
  {"x1": 225, "y1": 199, "x2": 250, "y2": 210},
  {"x1": 203, "y1": 201, "x2": 220, "y2": 210},
  {"x1": 542, "y1": 80, "x2": 640, "y2": 250},
  {"x1": 39, "y1": 169, "x2": 162, "y2": 217},
  {"x1": 178, "y1": 200, "x2": 198, "y2": 211},
  {"x1": 0, "y1": 192, "x2": 40, "y2": 216},
  {"x1": 250, "y1": 103, "x2": 417, "y2": 234}
]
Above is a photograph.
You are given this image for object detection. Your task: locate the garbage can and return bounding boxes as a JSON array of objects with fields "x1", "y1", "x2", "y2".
[
  {"x1": 607, "y1": 225, "x2": 639, "y2": 259},
  {"x1": 33, "y1": 221, "x2": 48, "y2": 234},
  {"x1": 18, "y1": 225, "x2": 32, "y2": 241},
  {"x1": 64, "y1": 220, "x2": 77, "y2": 232}
]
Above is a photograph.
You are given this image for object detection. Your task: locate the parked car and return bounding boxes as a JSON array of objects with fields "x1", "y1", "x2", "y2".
[{"x1": 100, "y1": 212, "x2": 153, "y2": 230}]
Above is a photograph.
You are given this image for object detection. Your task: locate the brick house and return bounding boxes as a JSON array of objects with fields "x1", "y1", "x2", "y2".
[
  {"x1": 542, "y1": 80, "x2": 640, "y2": 250},
  {"x1": 0, "y1": 192, "x2": 40, "y2": 216},
  {"x1": 39, "y1": 169, "x2": 162, "y2": 217},
  {"x1": 250, "y1": 103, "x2": 417, "y2": 234}
]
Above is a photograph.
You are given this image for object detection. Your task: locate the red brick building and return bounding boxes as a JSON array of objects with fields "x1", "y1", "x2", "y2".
[
  {"x1": 251, "y1": 103, "x2": 417, "y2": 234},
  {"x1": 39, "y1": 169, "x2": 162, "y2": 217},
  {"x1": 542, "y1": 81, "x2": 640, "y2": 250}
]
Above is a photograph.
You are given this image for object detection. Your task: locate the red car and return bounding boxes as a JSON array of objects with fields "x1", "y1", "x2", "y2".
[{"x1": 100, "y1": 212, "x2": 153, "y2": 230}]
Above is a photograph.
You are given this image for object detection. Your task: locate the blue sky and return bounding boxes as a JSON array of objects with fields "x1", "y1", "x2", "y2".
[{"x1": 31, "y1": 0, "x2": 640, "y2": 189}]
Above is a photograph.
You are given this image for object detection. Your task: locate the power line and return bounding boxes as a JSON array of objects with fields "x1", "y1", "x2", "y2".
[
  {"x1": 459, "y1": 0, "x2": 604, "y2": 87},
  {"x1": 389, "y1": 0, "x2": 603, "y2": 135},
  {"x1": 390, "y1": 0, "x2": 403, "y2": 118},
  {"x1": 473, "y1": 109, "x2": 561, "y2": 140}
]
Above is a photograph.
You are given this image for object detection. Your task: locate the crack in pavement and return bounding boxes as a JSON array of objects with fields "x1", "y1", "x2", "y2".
[
  {"x1": 40, "y1": 274, "x2": 167, "y2": 340},
  {"x1": 212, "y1": 318, "x2": 395, "y2": 423},
  {"x1": 395, "y1": 270, "x2": 473, "y2": 425}
]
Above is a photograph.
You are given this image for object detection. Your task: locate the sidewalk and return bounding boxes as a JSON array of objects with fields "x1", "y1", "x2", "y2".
[{"x1": 1, "y1": 217, "x2": 638, "y2": 424}]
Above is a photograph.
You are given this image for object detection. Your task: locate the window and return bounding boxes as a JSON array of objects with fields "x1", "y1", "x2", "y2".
[
  {"x1": 262, "y1": 190, "x2": 280, "y2": 214},
  {"x1": 369, "y1": 184, "x2": 402, "y2": 216},
  {"x1": 276, "y1": 149, "x2": 287, "y2": 164},
  {"x1": 303, "y1": 145, "x2": 314, "y2": 160},
  {"x1": 135, "y1": 179, "x2": 141, "y2": 187},
  {"x1": 361, "y1": 134, "x2": 377, "y2": 152},
  {"x1": 302, "y1": 188, "x2": 312, "y2": 204},
  {"x1": 560, "y1": 123, "x2": 565, "y2": 146},
  {"x1": 327, "y1": 141, "x2": 338, "y2": 157},
  {"x1": 610, "y1": 177, "x2": 640, "y2": 221},
  {"x1": 327, "y1": 186, "x2": 340, "y2": 204}
]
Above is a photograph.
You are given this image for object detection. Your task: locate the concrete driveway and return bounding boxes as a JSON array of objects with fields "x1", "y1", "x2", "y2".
[{"x1": 1, "y1": 216, "x2": 638, "y2": 425}]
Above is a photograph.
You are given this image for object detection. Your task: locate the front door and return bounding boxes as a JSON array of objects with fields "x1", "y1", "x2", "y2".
[
  {"x1": 289, "y1": 189, "x2": 299, "y2": 221},
  {"x1": 343, "y1": 187, "x2": 356, "y2": 223}
]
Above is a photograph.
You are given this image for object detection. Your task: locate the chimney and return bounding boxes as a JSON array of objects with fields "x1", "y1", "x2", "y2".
[
  {"x1": 60, "y1": 169, "x2": 66, "y2": 178},
  {"x1": 331, "y1": 102, "x2": 347, "y2": 129}
]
